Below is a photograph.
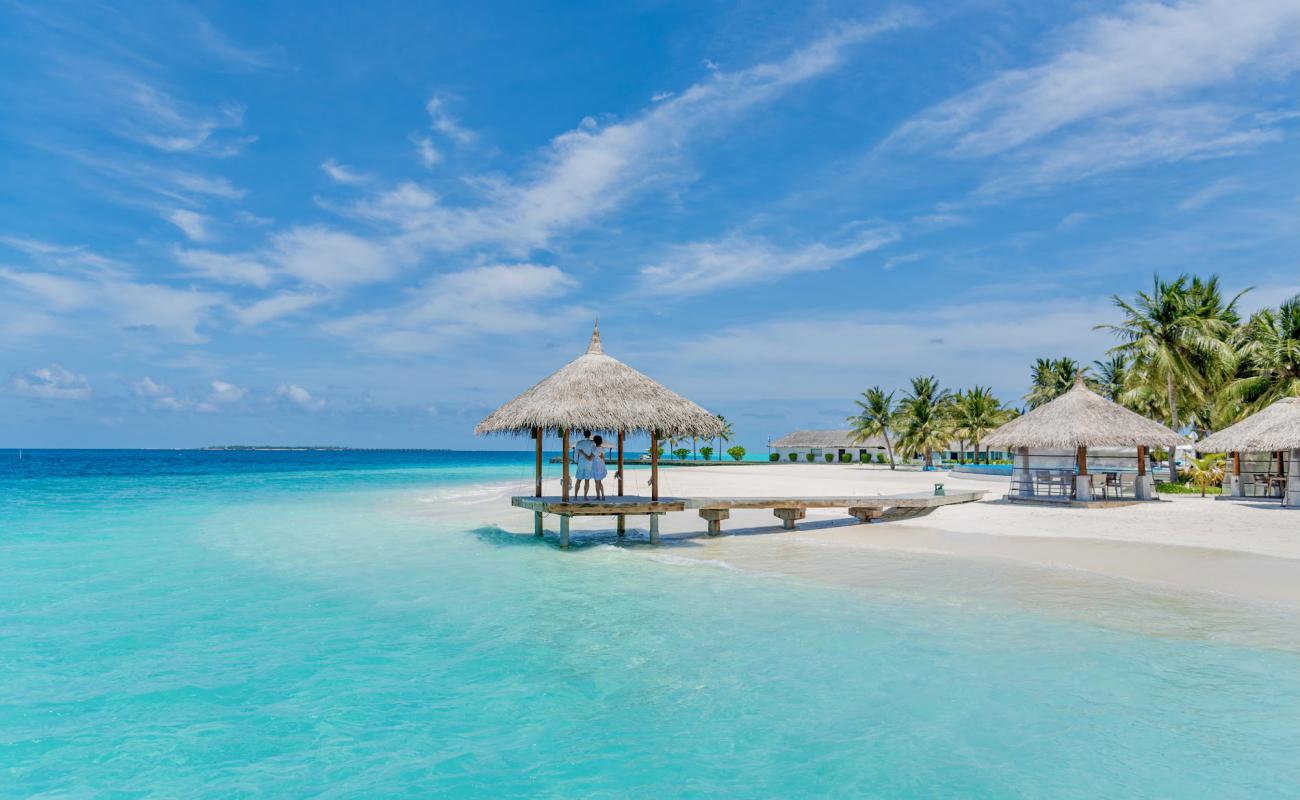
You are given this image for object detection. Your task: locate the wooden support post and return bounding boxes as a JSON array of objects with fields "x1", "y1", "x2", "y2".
[
  {"x1": 534, "y1": 427, "x2": 543, "y2": 498},
  {"x1": 848, "y1": 507, "x2": 882, "y2": 524},
  {"x1": 617, "y1": 430, "x2": 625, "y2": 497},
  {"x1": 559, "y1": 515, "x2": 570, "y2": 548},
  {"x1": 650, "y1": 431, "x2": 659, "y2": 501},
  {"x1": 699, "y1": 508, "x2": 729, "y2": 536},
  {"x1": 1137, "y1": 445, "x2": 1147, "y2": 477},
  {"x1": 561, "y1": 429, "x2": 570, "y2": 502},
  {"x1": 1233, "y1": 451, "x2": 1241, "y2": 476},
  {"x1": 1075, "y1": 445, "x2": 1090, "y2": 501},
  {"x1": 534, "y1": 511, "x2": 544, "y2": 538},
  {"x1": 648, "y1": 513, "x2": 660, "y2": 545},
  {"x1": 1278, "y1": 450, "x2": 1285, "y2": 475},
  {"x1": 616, "y1": 515, "x2": 626, "y2": 537},
  {"x1": 773, "y1": 508, "x2": 805, "y2": 530}
]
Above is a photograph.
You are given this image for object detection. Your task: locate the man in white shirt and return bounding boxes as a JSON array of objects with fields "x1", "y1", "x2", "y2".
[{"x1": 573, "y1": 430, "x2": 597, "y2": 500}]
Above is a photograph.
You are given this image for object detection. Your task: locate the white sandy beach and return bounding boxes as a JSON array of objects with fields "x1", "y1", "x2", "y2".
[{"x1": 513, "y1": 463, "x2": 1300, "y2": 609}]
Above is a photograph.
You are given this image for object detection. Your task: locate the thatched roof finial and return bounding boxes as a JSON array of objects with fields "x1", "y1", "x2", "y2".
[{"x1": 587, "y1": 321, "x2": 603, "y2": 354}]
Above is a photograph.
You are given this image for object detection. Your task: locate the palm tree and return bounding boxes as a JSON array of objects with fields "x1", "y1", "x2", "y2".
[
  {"x1": 1092, "y1": 353, "x2": 1129, "y2": 403},
  {"x1": 848, "y1": 387, "x2": 897, "y2": 469},
  {"x1": 1025, "y1": 358, "x2": 1089, "y2": 408},
  {"x1": 714, "y1": 415, "x2": 734, "y2": 460},
  {"x1": 1098, "y1": 273, "x2": 1240, "y2": 479},
  {"x1": 954, "y1": 386, "x2": 1007, "y2": 464},
  {"x1": 1225, "y1": 294, "x2": 1300, "y2": 412},
  {"x1": 895, "y1": 376, "x2": 954, "y2": 469}
]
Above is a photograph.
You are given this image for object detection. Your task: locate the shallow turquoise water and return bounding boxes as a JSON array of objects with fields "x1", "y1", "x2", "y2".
[{"x1": 2, "y1": 450, "x2": 1299, "y2": 797}]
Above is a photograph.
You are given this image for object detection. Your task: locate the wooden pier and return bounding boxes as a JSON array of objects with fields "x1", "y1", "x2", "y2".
[{"x1": 512, "y1": 490, "x2": 987, "y2": 547}]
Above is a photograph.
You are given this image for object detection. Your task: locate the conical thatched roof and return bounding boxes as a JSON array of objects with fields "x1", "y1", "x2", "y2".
[
  {"x1": 475, "y1": 324, "x2": 723, "y2": 438},
  {"x1": 1196, "y1": 397, "x2": 1300, "y2": 452},
  {"x1": 983, "y1": 378, "x2": 1186, "y2": 449}
]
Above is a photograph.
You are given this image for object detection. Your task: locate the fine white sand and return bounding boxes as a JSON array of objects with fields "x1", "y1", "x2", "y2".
[{"x1": 547, "y1": 463, "x2": 1300, "y2": 608}]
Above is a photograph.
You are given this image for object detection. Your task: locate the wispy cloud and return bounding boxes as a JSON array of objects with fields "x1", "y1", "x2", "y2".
[
  {"x1": 425, "y1": 94, "x2": 476, "y2": 145},
  {"x1": 276, "y1": 383, "x2": 325, "y2": 410},
  {"x1": 355, "y1": 12, "x2": 920, "y2": 255},
  {"x1": 1178, "y1": 176, "x2": 1246, "y2": 211},
  {"x1": 175, "y1": 248, "x2": 273, "y2": 287},
  {"x1": 322, "y1": 159, "x2": 368, "y2": 185},
  {"x1": 233, "y1": 292, "x2": 328, "y2": 327},
  {"x1": 324, "y1": 263, "x2": 577, "y2": 353},
  {"x1": 887, "y1": 0, "x2": 1300, "y2": 193},
  {"x1": 412, "y1": 135, "x2": 442, "y2": 168},
  {"x1": 165, "y1": 209, "x2": 213, "y2": 242},
  {"x1": 640, "y1": 224, "x2": 899, "y2": 295},
  {"x1": 8, "y1": 364, "x2": 91, "y2": 400}
]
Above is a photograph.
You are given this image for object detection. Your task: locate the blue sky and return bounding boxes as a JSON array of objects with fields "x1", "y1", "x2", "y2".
[{"x1": 2, "y1": 0, "x2": 1298, "y2": 450}]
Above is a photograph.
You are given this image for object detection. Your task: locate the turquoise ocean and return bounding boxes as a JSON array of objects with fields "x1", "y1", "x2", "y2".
[{"x1": 2, "y1": 450, "x2": 1299, "y2": 798}]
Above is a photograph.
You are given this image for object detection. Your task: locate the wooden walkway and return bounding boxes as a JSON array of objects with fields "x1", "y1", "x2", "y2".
[{"x1": 512, "y1": 490, "x2": 987, "y2": 546}]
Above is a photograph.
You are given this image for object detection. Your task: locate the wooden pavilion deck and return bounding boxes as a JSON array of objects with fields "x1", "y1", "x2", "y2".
[{"x1": 512, "y1": 490, "x2": 987, "y2": 546}]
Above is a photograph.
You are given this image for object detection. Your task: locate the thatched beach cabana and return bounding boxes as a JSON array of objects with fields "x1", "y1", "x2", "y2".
[
  {"x1": 983, "y1": 378, "x2": 1187, "y2": 503},
  {"x1": 1197, "y1": 397, "x2": 1300, "y2": 506},
  {"x1": 476, "y1": 323, "x2": 722, "y2": 509}
]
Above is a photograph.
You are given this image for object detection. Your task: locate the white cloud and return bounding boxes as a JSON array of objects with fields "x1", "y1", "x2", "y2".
[
  {"x1": 882, "y1": 253, "x2": 923, "y2": 271},
  {"x1": 356, "y1": 13, "x2": 919, "y2": 255},
  {"x1": 0, "y1": 263, "x2": 221, "y2": 343},
  {"x1": 175, "y1": 248, "x2": 274, "y2": 287},
  {"x1": 324, "y1": 263, "x2": 576, "y2": 353},
  {"x1": 1178, "y1": 176, "x2": 1246, "y2": 211},
  {"x1": 425, "y1": 95, "x2": 475, "y2": 145},
  {"x1": 412, "y1": 135, "x2": 442, "y2": 168},
  {"x1": 108, "y1": 282, "x2": 222, "y2": 343},
  {"x1": 887, "y1": 0, "x2": 1300, "y2": 191},
  {"x1": 8, "y1": 364, "x2": 91, "y2": 400},
  {"x1": 170, "y1": 171, "x2": 246, "y2": 200},
  {"x1": 233, "y1": 291, "x2": 327, "y2": 326},
  {"x1": 125, "y1": 83, "x2": 252, "y2": 156},
  {"x1": 276, "y1": 383, "x2": 325, "y2": 410},
  {"x1": 322, "y1": 158, "x2": 368, "y2": 185},
  {"x1": 640, "y1": 225, "x2": 898, "y2": 295},
  {"x1": 196, "y1": 379, "x2": 246, "y2": 411},
  {"x1": 131, "y1": 376, "x2": 186, "y2": 409},
  {"x1": 269, "y1": 226, "x2": 399, "y2": 288},
  {"x1": 0, "y1": 268, "x2": 96, "y2": 310},
  {"x1": 165, "y1": 209, "x2": 212, "y2": 242},
  {"x1": 659, "y1": 297, "x2": 1115, "y2": 401}
]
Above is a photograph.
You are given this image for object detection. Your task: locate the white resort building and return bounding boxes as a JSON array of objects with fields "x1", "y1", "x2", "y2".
[{"x1": 769, "y1": 430, "x2": 1011, "y2": 463}]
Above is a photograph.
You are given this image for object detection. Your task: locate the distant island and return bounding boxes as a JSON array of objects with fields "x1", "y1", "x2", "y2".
[{"x1": 200, "y1": 446, "x2": 353, "y2": 451}]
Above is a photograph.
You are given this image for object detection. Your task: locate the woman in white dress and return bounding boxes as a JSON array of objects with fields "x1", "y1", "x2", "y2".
[{"x1": 590, "y1": 435, "x2": 608, "y2": 500}]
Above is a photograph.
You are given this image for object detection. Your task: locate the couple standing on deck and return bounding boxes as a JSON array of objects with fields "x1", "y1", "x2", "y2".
[{"x1": 573, "y1": 430, "x2": 609, "y2": 501}]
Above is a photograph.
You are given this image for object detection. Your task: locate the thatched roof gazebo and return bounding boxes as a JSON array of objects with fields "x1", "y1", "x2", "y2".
[
  {"x1": 1196, "y1": 397, "x2": 1300, "y2": 505},
  {"x1": 983, "y1": 378, "x2": 1187, "y2": 503},
  {"x1": 476, "y1": 323, "x2": 722, "y2": 509}
]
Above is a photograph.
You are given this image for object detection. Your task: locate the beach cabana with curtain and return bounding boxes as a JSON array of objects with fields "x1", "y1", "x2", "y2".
[
  {"x1": 1196, "y1": 397, "x2": 1300, "y2": 507},
  {"x1": 983, "y1": 378, "x2": 1187, "y2": 504},
  {"x1": 475, "y1": 323, "x2": 723, "y2": 542}
]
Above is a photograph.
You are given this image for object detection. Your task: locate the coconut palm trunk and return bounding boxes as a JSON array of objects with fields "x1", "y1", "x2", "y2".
[
  {"x1": 884, "y1": 431, "x2": 895, "y2": 470},
  {"x1": 1166, "y1": 372, "x2": 1178, "y2": 482}
]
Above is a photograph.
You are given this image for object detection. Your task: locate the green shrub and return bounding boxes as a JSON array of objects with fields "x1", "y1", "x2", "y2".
[
  {"x1": 729, "y1": 446, "x2": 747, "y2": 462},
  {"x1": 824, "y1": 453, "x2": 834, "y2": 463},
  {"x1": 804, "y1": 453, "x2": 816, "y2": 463},
  {"x1": 787, "y1": 453, "x2": 798, "y2": 462},
  {"x1": 672, "y1": 448, "x2": 690, "y2": 460},
  {"x1": 769, "y1": 452, "x2": 779, "y2": 462},
  {"x1": 859, "y1": 452, "x2": 869, "y2": 463},
  {"x1": 699, "y1": 446, "x2": 714, "y2": 461},
  {"x1": 839, "y1": 453, "x2": 851, "y2": 463},
  {"x1": 876, "y1": 452, "x2": 888, "y2": 464},
  {"x1": 1157, "y1": 481, "x2": 1222, "y2": 495}
]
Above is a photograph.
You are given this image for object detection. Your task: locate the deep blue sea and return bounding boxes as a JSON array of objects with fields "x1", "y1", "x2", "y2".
[{"x1": 2, "y1": 449, "x2": 1299, "y2": 798}]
